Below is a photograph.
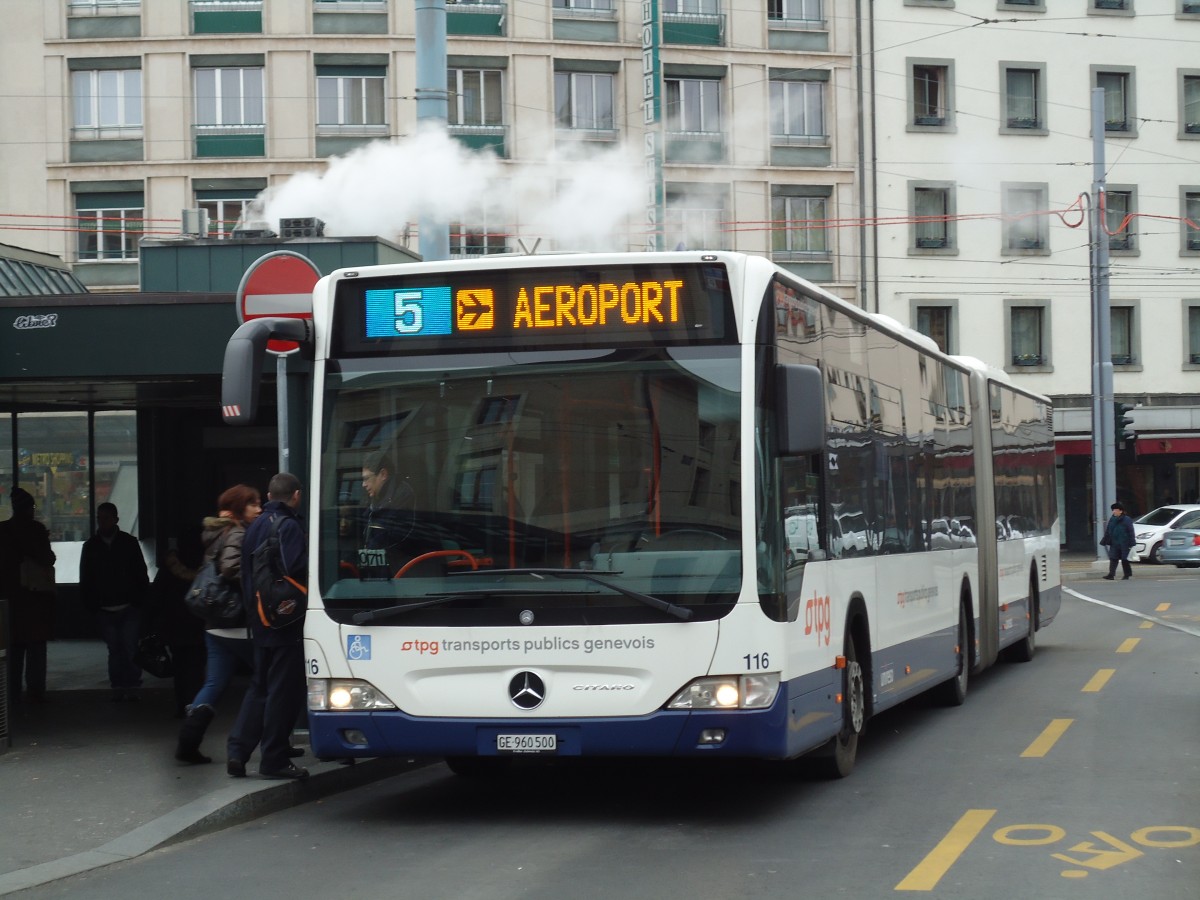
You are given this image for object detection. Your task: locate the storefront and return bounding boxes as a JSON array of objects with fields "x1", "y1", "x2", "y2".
[{"x1": 0, "y1": 235, "x2": 418, "y2": 636}]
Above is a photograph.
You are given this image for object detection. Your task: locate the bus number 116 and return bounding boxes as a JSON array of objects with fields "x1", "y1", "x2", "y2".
[{"x1": 743, "y1": 652, "x2": 770, "y2": 670}]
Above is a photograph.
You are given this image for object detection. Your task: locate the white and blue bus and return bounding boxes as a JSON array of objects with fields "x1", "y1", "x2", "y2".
[{"x1": 223, "y1": 250, "x2": 1060, "y2": 777}]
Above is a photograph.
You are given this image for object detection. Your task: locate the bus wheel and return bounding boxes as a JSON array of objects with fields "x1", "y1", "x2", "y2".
[
  {"x1": 935, "y1": 603, "x2": 969, "y2": 707},
  {"x1": 444, "y1": 756, "x2": 512, "y2": 777},
  {"x1": 815, "y1": 634, "x2": 865, "y2": 779},
  {"x1": 1005, "y1": 576, "x2": 1038, "y2": 663}
]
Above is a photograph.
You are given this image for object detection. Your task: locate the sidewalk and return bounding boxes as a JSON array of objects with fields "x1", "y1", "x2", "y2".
[{"x1": 0, "y1": 640, "x2": 421, "y2": 896}]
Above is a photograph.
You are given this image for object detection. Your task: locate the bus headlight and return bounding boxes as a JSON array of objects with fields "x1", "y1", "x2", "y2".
[
  {"x1": 308, "y1": 678, "x2": 397, "y2": 711},
  {"x1": 666, "y1": 673, "x2": 780, "y2": 710}
]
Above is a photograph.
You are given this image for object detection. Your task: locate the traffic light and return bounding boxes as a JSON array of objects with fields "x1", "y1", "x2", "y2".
[{"x1": 1114, "y1": 401, "x2": 1136, "y2": 445}]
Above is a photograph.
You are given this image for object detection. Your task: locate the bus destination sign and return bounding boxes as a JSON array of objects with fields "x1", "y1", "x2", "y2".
[{"x1": 338, "y1": 262, "x2": 732, "y2": 353}]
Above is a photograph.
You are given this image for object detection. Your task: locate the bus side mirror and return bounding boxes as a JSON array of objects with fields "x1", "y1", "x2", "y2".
[
  {"x1": 776, "y1": 363, "x2": 825, "y2": 455},
  {"x1": 221, "y1": 317, "x2": 312, "y2": 425}
]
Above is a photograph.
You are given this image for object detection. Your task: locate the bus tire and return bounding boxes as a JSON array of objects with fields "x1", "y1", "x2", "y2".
[
  {"x1": 444, "y1": 756, "x2": 512, "y2": 777},
  {"x1": 815, "y1": 632, "x2": 865, "y2": 779},
  {"x1": 934, "y1": 602, "x2": 970, "y2": 707},
  {"x1": 1005, "y1": 572, "x2": 1039, "y2": 663}
]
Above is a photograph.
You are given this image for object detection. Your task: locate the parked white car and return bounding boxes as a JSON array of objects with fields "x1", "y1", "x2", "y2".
[{"x1": 1132, "y1": 504, "x2": 1200, "y2": 564}]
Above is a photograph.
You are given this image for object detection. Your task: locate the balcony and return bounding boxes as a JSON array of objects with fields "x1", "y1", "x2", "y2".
[
  {"x1": 664, "y1": 130, "x2": 725, "y2": 164},
  {"x1": 662, "y1": 12, "x2": 724, "y2": 46},
  {"x1": 447, "y1": 1, "x2": 506, "y2": 36},
  {"x1": 191, "y1": 0, "x2": 262, "y2": 34},
  {"x1": 448, "y1": 124, "x2": 507, "y2": 157},
  {"x1": 193, "y1": 124, "x2": 266, "y2": 158}
]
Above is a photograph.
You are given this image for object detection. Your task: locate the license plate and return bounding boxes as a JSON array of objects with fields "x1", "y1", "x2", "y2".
[
  {"x1": 496, "y1": 734, "x2": 557, "y2": 753},
  {"x1": 1168, "y1": 537, "x2": 1186, "y2": 546}
]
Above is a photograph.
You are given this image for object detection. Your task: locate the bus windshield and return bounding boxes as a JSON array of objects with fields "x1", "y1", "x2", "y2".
[{"x1": 317, "y1": 346, "x2": 742, "y2": 625}]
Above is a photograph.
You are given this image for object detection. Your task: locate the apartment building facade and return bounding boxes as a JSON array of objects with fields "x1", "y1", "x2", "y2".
[
  {"x1": 864, "y1": 0, "x2": 1200, "y2": 547},
  {"x1": 1, "y1": 0, "x2": 863, "y2": 295}
]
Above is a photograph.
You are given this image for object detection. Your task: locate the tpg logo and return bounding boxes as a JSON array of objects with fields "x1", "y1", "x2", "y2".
[{"x1": 804, "y1": 593, "x2": 832, "y2": 646}]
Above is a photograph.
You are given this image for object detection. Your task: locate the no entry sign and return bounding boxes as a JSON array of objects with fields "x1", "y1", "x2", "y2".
[{"x1": 236, "y1": 251, "x2": 320, "y2": 355}]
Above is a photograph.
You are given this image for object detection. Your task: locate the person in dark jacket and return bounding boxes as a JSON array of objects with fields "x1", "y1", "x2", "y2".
[
  {"x1": 148, "y1": 523, "x2": 207, "y2": 720},
  {"x1": 357, "y1": 450, "x2": 415, "y2": 577},
  {"x1": 226, "y1": 473, "x2": 309, "y2": 780},
  {"x1": 1102, "y1": 501, "x2": 1137, "y2": 580},
  {"x1": 80, "y1": 502, "x2": 149, "y2": 701},
  {"x1": 0, "y1": 487, "x2": 57, "y2": 702}
]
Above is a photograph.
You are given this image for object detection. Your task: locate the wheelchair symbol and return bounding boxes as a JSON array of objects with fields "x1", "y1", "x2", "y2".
[{"x1": 347, "y1": 635, "x2": 371, "y2": 661}]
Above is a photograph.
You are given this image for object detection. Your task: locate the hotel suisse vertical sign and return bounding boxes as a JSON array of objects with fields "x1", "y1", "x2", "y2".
[{"x1": 642, "y1": 0, "x2": 663, "y2": 252}]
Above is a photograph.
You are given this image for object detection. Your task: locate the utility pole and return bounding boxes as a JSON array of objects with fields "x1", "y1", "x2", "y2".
[
  {"x1": 415, "y1": 0, "x2": 450, "y2": 261},
  {"x1": 1089, "y1": 87, "x2": 1115, "y2": 558}
]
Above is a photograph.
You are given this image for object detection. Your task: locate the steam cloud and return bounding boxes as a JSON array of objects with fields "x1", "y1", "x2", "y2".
[{"x1": 245, "y1": 126, "x2": 649, "y2": 253}]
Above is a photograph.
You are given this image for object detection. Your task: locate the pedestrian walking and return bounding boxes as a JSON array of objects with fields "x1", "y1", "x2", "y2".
[
  {"x1": 1101, "y1": 501, "x2": 1136, "y2": 580},
  {"x1": 80, "y1": 502, "x2": 150, "y2": 701},
  {"x1": 0, "y1": 487, "x2": 57, "y2": 702}
]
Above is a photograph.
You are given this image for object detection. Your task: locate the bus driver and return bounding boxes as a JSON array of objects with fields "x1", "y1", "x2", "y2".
[{"x1": 358, "y1": 450, "x2": 415, "y2": 576}]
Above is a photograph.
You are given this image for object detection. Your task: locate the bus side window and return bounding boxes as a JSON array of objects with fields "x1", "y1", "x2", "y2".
[{"x1": 781, "y1": 455, "x2": 823, "y2": 568}]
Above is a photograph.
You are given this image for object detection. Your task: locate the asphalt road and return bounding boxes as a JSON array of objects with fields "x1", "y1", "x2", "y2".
[{"x1": 16, "y1": 576, "x2": 1200, "y2": 900}]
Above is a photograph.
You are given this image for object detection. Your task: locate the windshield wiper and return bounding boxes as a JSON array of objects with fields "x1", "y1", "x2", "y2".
[
  {"x1": 451, "y1": 568, "x2": 694, "y2": 621},
  {"x1": 350, "y1": 588, "x2": 550, "y2": 624}
]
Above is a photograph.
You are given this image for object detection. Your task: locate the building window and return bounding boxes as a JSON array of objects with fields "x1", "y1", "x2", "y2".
[
  {"x1": 665, "y1": 78, "x2": 721, "y2": 133},
  {"x1": 664, "y1": 0, "x2": 719, "y2": 12},
  {"x1": 771, "y1": 194, "x2": 827, "y2": 256},
  {"x1": 1095, "y1": 69, "x2": 1136, "y2": 135},
  {"x1": 1003, "y1": 183, "x2": 1049, "y2": 253},
  {"x1": 769, "y1": 79, "x2": 825, "y2": 143},
  {"x1": 1092, "y1": 0, "x2": 1130, "y2": 10},
  {"x1": 910, "y1": 182, "x2": 955, "y2": 251},
  {"x1": 1184, "y1": 190, "x2": 1200, "y2": 252},
  {"x1": 450, "y1": 204, "x2": 507, "y2": 256},
  {"x1": 666, "y1": 185, "x2": 728, "y2": 251},
  {"x1": 1010, "y1": 306, "x2": 1047, "y2": 367},
  {"x1": 448, "y1": 68, "x2": 503, "y2": 127},
  {"x1": 1002, "y1": 65, "x2": 1045, "y2": 131},
  {"x1": 194, "y1": 66, "x2": 264, "y2": 128},
  {"x1": 554, "y1": 72, "x2": 614, "y2": 130},
  {"x1": 910, "y1": 61, "x2": 952, "y2": 129},
  {"x1": 916, "y1": 305, "x2": 954, "y2": 354},
  {"x1": 75, "y1": 192, "x2": 143, "y2": 261},
  {"x1": 71, "y1": 69, "x2": 142, "y2": 139},
  {"x1": 68, "y1": 0, "x2": 140, "y2": 12},
  {"x1": 553, "y1": 0, "x2": 615, "y2": 8},
  {"x1": 1181, "y1": 73, "x2": 1200, "y2": 137},
  {"x1": 1105, "y1": 188, "x2": 1136, "y2": 252},
  {"x1": 768, "y1": 0, "x2": 822, "y2": 23},
  {"x1": 1187, "y1": 306, "x2": 1200, "y2": 364},
  {"x1": 196, "y1": 197, "x2": 250, "y2": 238},
  {"x1": 317, "y1": 71, "x2": 385, "y2": 128},
  {"x1": 191, "y1": 0, "x2": 262, "y2": 34},
  {"x1": 1111, "y1": 306, "x2": 1135, "y2": 365}
]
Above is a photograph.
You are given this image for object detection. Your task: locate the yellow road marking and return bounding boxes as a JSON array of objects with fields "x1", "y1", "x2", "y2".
[
  {"x1": 1116, "y1": 638, "x2": 1140, "y2": 653},
  {"x1": 1021, "y1": 719, "x2": 1073, "y2": 758},
  {"x1": 1139, "y1": 620, "x2": 1154, "y2": 630},
  {"x1": 895, "y1": 809, "x2": 996, "y2": 891},
  {"x1": 1083, "y1": 669, "x2": 1115, "y2": 692},
  {"x1": 1155, "y1": 602, "x2": 1171, "y2": 612}
]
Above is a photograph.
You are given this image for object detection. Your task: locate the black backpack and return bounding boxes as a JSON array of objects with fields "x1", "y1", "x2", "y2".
[{"x1": 250, "y1": 514, "x2": 307, "y2": 629}]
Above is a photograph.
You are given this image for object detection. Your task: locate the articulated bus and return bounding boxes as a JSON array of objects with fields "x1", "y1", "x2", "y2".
[{"x1": 223, "y1": 251, "x2": 1060, "y2": 777}]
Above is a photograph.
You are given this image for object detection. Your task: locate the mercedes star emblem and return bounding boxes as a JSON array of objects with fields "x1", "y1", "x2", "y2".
[{"x1": 508, "y1": 671, "x2": 546, "y2": 710}]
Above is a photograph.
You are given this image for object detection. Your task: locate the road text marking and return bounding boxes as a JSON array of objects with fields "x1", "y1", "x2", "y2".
[
  {"x1": 1082, "y1": 669, "x2": 1115, "y2": 692},
  {"x1": 895, "y1": 809, "x2": 996, "y2": 891},
  {"x1": 1021, "y1": 718, "x2": 1073, "y2": 758}
]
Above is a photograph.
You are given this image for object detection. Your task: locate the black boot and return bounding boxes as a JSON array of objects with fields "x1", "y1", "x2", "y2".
[{"x1": 175, "y1": 705, "x2": 215, "y2": 764}]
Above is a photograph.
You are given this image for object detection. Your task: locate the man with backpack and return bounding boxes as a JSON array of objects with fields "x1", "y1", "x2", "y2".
[{"x1": 226, "y1": 472, "x2": 310, "y2": 779}]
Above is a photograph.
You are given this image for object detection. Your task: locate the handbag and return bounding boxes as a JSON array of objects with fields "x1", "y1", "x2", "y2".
[
  {"x1": 19, "y1": 557, "x2": 55, "y2": 593},
  {"x1": 134, "y1": 634, "x2": 174, "y2": 679},
  {"x1": 184, "y1": 557, "x2": 245, "y2": 628}
]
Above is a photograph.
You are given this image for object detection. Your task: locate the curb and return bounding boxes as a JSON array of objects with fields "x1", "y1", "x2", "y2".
[{"x1": 0, "y1": 756, "x2": 428, "y2": 896}]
